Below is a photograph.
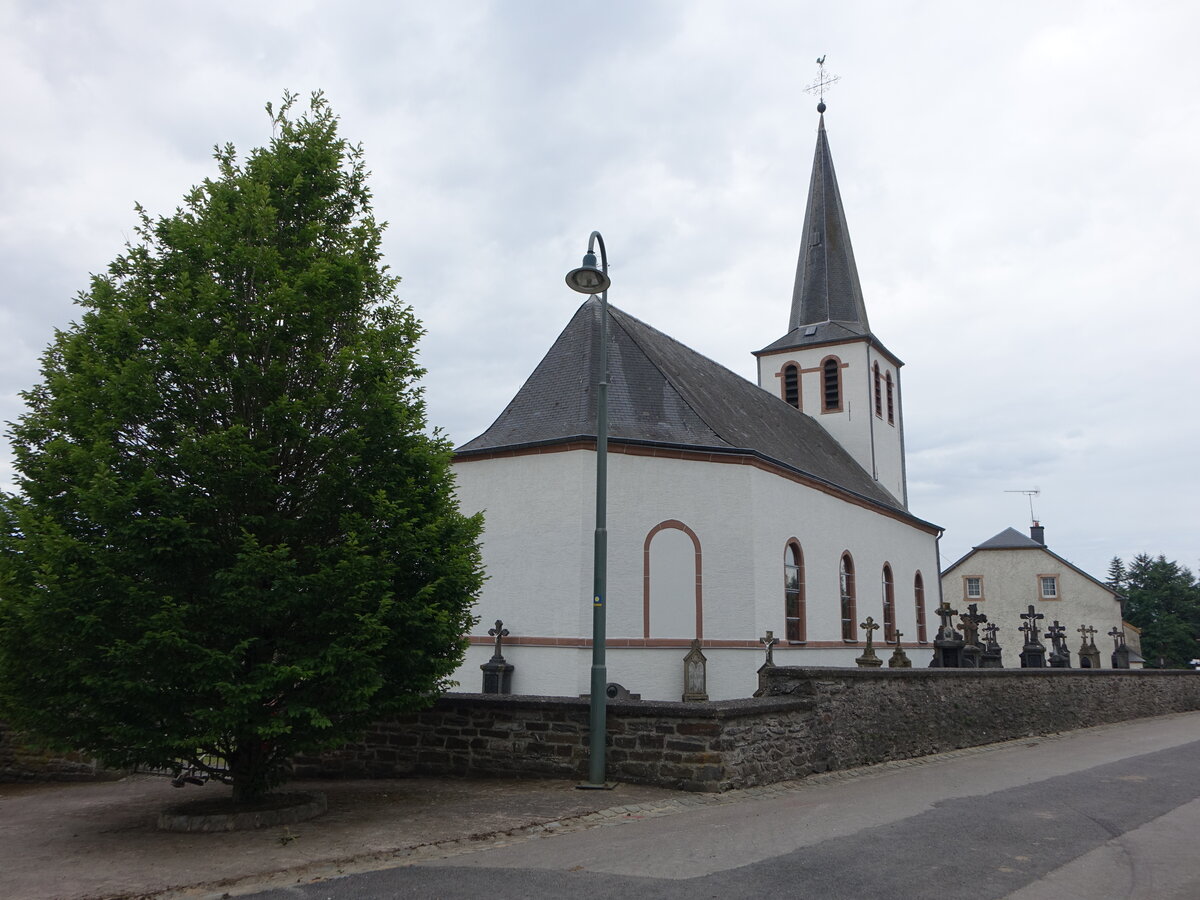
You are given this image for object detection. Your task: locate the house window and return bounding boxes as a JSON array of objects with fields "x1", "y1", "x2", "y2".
[
  {"x1": 885, "y1": 372, "x2": 895, "y2": 425},
  {"x1": 784, "y1": 541, "x2": 805, "y2": 642},
  {"x1": 1040, "y1": 575, "x2": 1059, "y2": 599},
  {"x1": 881, "y1": 563, "x2": 895, "y2": 643},
  {"x1": 822, "y1": 357, "x2": 842, "y2": 412},
  {"x1": 840, "y1": 553, "x2": 856, "y2": 641},
  {"x1": 783, "y1": 364, "x2": 800, "y2": 409},
  {"x1": 873, "y1": 363, "x2": 883, "y2": 417},
  {"x1": 914, "y1": 572, "x2": 927, "y2": 643},
  {"x1": 965, "y1": 576, "x2": 983, "y2": 600}
]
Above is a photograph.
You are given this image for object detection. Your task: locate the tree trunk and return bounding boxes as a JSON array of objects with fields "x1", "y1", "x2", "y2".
[{"x1": 229, "y1": 739, "x2": 271, "y2": 804}]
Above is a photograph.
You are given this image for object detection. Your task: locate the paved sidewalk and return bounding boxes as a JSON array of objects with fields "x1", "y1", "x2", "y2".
[
  {"x1": 0, "y1": 773, "x2": 684, "y2": 900},
  {"x1": 1, "y1": 719, "x2": 1182, "y2": 900}
]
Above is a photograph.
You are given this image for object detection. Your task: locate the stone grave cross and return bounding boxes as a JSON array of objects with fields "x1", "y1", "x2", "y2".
[
  {"x1": 856, "y1": 616, "x2": 883, "y2": 668},
  {"x1": 1108, "y1": 626, "x2": 1126, "y2": 650},
  {"x1": 960, "y1": 603, "x2": 987, "y2": 646},
  {"x1": 934, "y1": 601, "x2": 960, "y2": 639}
]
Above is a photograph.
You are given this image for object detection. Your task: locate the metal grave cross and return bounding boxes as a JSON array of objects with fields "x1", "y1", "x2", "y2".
[
  {"x1": 1020, "y1": 605, "x2": 1045, "y2": 644},
  {"x1": 1108, "y1": 626, "x2": 1126, "y2": 650},
  {"x1": 760, "y1": 630, "x2": 779, "y2": 666},
  {"x1": 488, "y1": 619, "x2": 510, "y2": 660},
  {"x1": 1045, "y1": 620, "x2": 1067, "y2": 652}
]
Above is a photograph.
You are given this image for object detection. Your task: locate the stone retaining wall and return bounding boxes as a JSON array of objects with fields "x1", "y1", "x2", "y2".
[
  {"x1": 10, "y1": 668, "x2": 1200, "y2": 788},
  {"x1": 293, "y1": 668, "x2": 1200, "y2": 792},
  {"x1": 0, "y1": 721, "x2": 104, "y2": 782}
]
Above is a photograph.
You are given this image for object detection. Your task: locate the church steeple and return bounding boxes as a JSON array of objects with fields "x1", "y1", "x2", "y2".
[
  {"x1": 789, "y1": 112, "x2": 870, "y2": 336},
  {"x1": 752, "y1": 98, "x2": 909, "y2": 508}
]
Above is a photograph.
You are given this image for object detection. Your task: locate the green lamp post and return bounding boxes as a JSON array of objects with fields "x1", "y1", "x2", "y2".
[{"x1": 565, "y1": 231, "x2": 614, "y2": 788}]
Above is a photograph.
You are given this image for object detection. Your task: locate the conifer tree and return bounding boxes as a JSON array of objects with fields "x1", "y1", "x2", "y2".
[{"x1": 0, "y1": 93, "x2": 482, "y2": 801}]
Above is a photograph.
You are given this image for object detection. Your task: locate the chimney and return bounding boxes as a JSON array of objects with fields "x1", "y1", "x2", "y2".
[{"x1": 1030, "y1": 521, "x2": 1045, "y2": 545}]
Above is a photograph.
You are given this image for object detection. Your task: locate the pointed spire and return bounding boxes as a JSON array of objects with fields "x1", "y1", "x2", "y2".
[{"x1": 788, "y1": 111, "x2": 870, "y2": 335}]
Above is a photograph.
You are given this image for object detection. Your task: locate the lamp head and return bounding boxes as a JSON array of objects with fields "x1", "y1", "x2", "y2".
[{"x1": 565, "y1": 250, "x2": 610, "y2": 294}]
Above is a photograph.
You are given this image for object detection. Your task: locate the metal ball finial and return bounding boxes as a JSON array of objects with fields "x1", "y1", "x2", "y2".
[{"x1": 817, "y1": 100, "x2": 826, "y2": 114}]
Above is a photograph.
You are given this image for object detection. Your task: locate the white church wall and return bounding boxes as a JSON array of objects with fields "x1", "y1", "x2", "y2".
[
  {"x1": 746, "y1": 465, "x2": 938, "y2": 652},
  {"x1": 865, "y1": 346, "x2": 905, "y2": 504},
  {"x1": 450, "y1": 449, "x2": 940, "y2": 701},
  {"x1": 452, "y1": 452, "x2": 592, "y2": 639},
  {"x1": 941, "y1": 549, "x2": 1123, "y2": 658}
]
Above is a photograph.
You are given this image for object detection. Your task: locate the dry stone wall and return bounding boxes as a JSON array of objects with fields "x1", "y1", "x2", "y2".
[
  {"x1": 295, "y1": 668, "x2": 1200, "y2": 792},
  {"x1": 0, "y1": 721, "x2": 103, "y2": 782},
  {"x1": 9, "y1": 668, "x2": 1200, "y2": 788}
]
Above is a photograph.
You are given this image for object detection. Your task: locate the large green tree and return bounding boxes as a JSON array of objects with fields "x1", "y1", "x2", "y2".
[
  {"x1": 0, "y1": 93, "x2": 482, "y2": 801},
  {"x1": 1118, "y1": 553, "x2": 1200, "y2": 668}
]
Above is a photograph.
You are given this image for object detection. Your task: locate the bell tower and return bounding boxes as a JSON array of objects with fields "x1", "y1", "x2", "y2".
[{"x1": 753, "y1": 97, "x2": 908, "y2": 507}]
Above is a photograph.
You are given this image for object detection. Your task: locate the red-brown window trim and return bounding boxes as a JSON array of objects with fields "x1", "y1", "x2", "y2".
[
  {"x1": 914, "y1": 571, "x2": 928, "y2": 643},
  {"x1": 785, "y1": 540, "x2": 806, "y2": 643},
  {"x1": 821, "y1": 355, "x2": 845, "y2": 414},
  {"x1": 881, "y1": 562, "x2": 896, "y2": 643},
  {"x1": 840, "y1": 551, "x2": 857, "y2": 641},
  {"x1": 873, "y1": 363, "x2": 883, "y2": 418},
  {"x1": 643, "y1": 520, "x2": 703, "y2": 639}
]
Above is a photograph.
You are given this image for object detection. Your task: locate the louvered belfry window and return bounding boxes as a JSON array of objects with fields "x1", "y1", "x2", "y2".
[
  {"x1": 783, "y1": 364, "x2": 799, "y2": 409},
  {"x1": 823, "y1": 358, "x2": 841, "y2": 411}
]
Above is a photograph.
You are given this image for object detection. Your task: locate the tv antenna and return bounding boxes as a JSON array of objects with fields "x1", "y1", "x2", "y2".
[
  {"x1": 804, "y1": 55, "x2": 841, "y2": 112},
  {"x1": 1004, "y1": 488, "x2": 1041, "y2": 525}
]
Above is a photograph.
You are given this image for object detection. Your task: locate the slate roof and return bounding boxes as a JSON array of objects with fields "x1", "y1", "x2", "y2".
[
  {"x1": 756, "y1": 112, "x2": 893, "y2": 359},
  {"x1": 456, "y1": 298, "x2": 934, "y2": 524},
  {"x1": 974, "y1": 527, "x2": 1044, "y2": 550}
]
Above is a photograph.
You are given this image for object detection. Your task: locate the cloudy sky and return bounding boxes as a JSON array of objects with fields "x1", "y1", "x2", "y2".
[{"x1": 3, "y1": 0, "x2": 1198, "y2": 581}]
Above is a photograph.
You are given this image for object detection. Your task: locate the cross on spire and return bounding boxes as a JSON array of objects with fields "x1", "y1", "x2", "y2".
[{"x1": 804, "y1": 55, "x2": 841, "y2": 112}]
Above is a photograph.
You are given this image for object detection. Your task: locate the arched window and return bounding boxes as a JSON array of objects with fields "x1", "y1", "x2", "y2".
[
  {"x1": 873, "y1": 363, "x2": 883, "y2": 418},
  {"x1": 840, "y1": 553, "x2": 856, "y2": 641},
  {"x1": 881, "y1": 564, "x2": 896, "y2": 643},
  {"x1": 822, "y1": 357, "x2": 842, "y2": 412},
  {"x1": 783, "y1": 363, "x2": 800, "y2": 409},
  {"x1": 886, "y1": 372, "x2": 895, "y2": 425},
  {"x1": 914, "y1": 572, "x2": 927, "y2": 643},
  {"x1": 785, "y1": 541, "x2": 805, "y2": 642}
]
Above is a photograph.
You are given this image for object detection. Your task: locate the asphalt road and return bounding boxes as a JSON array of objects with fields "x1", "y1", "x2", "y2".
[{"x1": 244, "y1": 714, "x2": 1200, "y2": 899}]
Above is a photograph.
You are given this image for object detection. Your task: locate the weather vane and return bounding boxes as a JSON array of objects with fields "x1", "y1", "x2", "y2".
[{"x1": 804, "y1": 55, "x2": 841, "y2": 112}]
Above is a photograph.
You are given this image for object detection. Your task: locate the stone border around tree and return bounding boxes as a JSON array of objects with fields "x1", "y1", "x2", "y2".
[{"x1": 156, "y1": 791, "x2": 328, "y2": 833}]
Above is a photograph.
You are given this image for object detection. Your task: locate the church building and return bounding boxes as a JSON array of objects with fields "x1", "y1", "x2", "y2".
[{"x1": 449, "y1": 106, "x2": 943, "y2": 700}]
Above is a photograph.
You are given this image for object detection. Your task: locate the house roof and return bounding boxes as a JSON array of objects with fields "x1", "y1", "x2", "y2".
[
  {"x1": 941, "y1": 526, "x2": 1124, "y2": 601},
  {"x1": 974, "y1": 527, "x2": 1043, "y2": 550},
  {"x1": 456, "y1": 298, "x2": 936, "y2": 528},
  {"x1": 756, "y1": 111, "x2": 895, "y2": 359}
]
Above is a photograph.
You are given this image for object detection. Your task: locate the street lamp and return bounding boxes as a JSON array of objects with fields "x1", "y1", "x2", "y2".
[{"x1": 565, "y1": 230, "x2": 613, "y2": 789}]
